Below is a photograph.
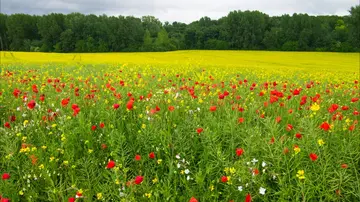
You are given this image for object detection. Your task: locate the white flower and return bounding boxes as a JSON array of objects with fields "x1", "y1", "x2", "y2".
[
  {"x1": 262, "y1": 161, "x2": 267, "y2": 167},
  {"x1": 184, "y1": 169, "x2": 190, "y2": 174},
  {"x1": 238, "y1": 186, "x2": 243, "y2": 192},
  {"x1": 17, "y1": 107, "x2": 21, "y2": 111},
  {"x1": 177, "y1": 163, "x2": 181, "y2": 168},
  {"x1": 259, "y1": 187, "x2": 266, "y2": 195},
  {"x1": 251, "y1": 158, "x2": 258, "y2": 164},
  {"x1": 176, "y1": 154, "x2": 180, "y2": 159},
  {"x1": 22, "y1": 113, "x2": 27, "y2": 117},
  {"x1": 197, "y1": 107, "x2": 200, "y2": 111},
  {"x1": 273, "y1": 175, "x2": 277, "y2": 180},
  {"x1": 186, "y1": 175, "x2": 191, "y2": 181}
]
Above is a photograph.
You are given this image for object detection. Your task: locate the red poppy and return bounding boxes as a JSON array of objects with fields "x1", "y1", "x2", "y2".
[
  {"x1": 196, "y1": 128, "x2": 203, "y2": 134},
  {"x1": 328, "y1": 104, "x2": 339, "y2": 113},
  {"x1": 10, "y1": 115, "x2": 16, "y2": 122},
  {"x1": 236, "y1": 148, "x2": 244, "y2": 156},
  {"x1": 309, "y1": 153, "x2": 318, "y2": 161},
  {"x1": 68, "y1": 198, "x2": 75, "y2": 202},
  {"x1": 39, "y1": 94, "x2": 45, "y2": 102},
  {"x1": 113, "y1": 103, "x2": 120, "y2": 109},
  {"x1": 245, "y1": 193, "x2": 252, "y2": 202},
  {"x1": 320, "y1": 122, "x2": 330, "y2": 131},
  {"x1": 351, "y1": 97, "x2": 359, "y2": 103},
  {"x1": 13, "y1": 88, "x2": 21, "y2": 98},
  {"x1": 168, "y1": 106, "x2": 175, "y2": 111},
  {"x1": 30, "y1": 154, "x2": 38, "y2": 165},
  {"x1": 209, "y1": 106, "x2": 217, "y2": 112},
  {"x1": 91, "y1": 125, "x2": 97, "y2": 131},
  {"x1": 349, "y1": 125, "x2": 355, "y2": 131},
  {"x1": 61, "y1": 98, "x2": 70, "y2": 107},
  {"x1": 99, "y1": 122, "x2": 105, "y2": 128},
  {"x1": 295, "y1": 133, "x2": 302, "y2": 139},
  {"x1": 106, "y1": 160, "x2": 116, "y2": 169},
  {"x1": 134, "y1": 176, "x2": 144, "y2": 184},
  {"x1": 2, "y1": 173, "x2": 10, "y2": 180},
  {"x1": 149, "y1": 152, "x2": 155, "y2": 159},
  {"x1": 4, "y1": 122, "x2": 10, "y2": 129},
  {"x1": 276, "y1": 116, "x2": 282, "y2": 123},
  {"x1": 126, "y1": 100, "x2": 134, "y2": 110},
  {"x1": 341, "y1": 164, "x2": 348, "y2": 169},
  {"x1": 341, "y1": 106, "x2": 349, "y2": 110},
  {"x1": 283, "y1": 147, "x2": 289, "y2": 154},
  {"x1": 27, "y1": 100, "x2": 36, "y2": 110},
  {"x1": 218, "y1": 94, "x2": 225, "y2": 99},
  {"x1": 286, "y1": 124, "x2": 293, "y2": 131},
  {"x1": 293, "y1": 89, "x2": 301, "y2": 95},
  {"x1": 189, "y1": 197, "x2": 198, "y2": 202},
  {"x1": 253, "y1": 168, "x2": 259, "y2": 175},
  {"x1": 135, "y1": 155, "x2": 141, "y2": 161},
  {"x1": 101, "y1": 144, "x2": 107, "y2": 150},
  {"x1": 269, "y1": 136, "x2": 275, "y2": 144},
  {"x1": 1, "y1": 198, "x2": 10, "y2": 202},
  {"x1": 221, "y1": 176, "x2": 228, "y2": 183},
  {"x1": 238, "y1": 117, "x2": 244, "y2": 123}
]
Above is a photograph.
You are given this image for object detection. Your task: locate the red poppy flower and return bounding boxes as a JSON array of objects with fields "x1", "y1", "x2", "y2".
[
  {"x1": 269, "y1": 137, "x2": 275, "y2": 144},
  {"x1": 101, "y1": 144, "x2": 107, "y2": 150},
  {"x1": 283, "y1": 147, "x2": 289, "y2": 154},
  {"x1": 341, "y1": 106, "x2": 349, "y2": 110},
  {"x1": 341, "y1": 164, "x2": 348, "y2": 169},
  {"x1": 134, "y1": 176, "x2": 143, "y2": 184},
  {"x1": 328, "y1": 104, "x2": 339, "y2": 113},
  {"x1": 236, "y1": 148, "x2": 244, "y2": 156},
  {"x1": 276, "y1": 116, "x2": 282, "y2": 123},
  {"x1": 106, "y1": 160, "x2": 116, "y2": 169},
  {"x1": 2, "y1": 173, "x2": 10, "y2": 180},
  {"x1": 293, "y1": 89, "x2": 301, "y2": 95},
  {"x1": 4, "y1": 122, "x2": 10, "y2": 129},
  {"x1": 196, "y1": 128, "x2": 203, "y2": 134},
  {"x1": 168, "y1": 106, "x2": 175, "y2": 111},
  {"x1": 10, "y1": 115, "x2": 16, "y2": 122},
  {"x1": 209, "y1": 106, "x2": 217, "y2": 112},
  {"x1": 286, "y1": 124, "x2": 293, "y2": 131},
  {"x1": 218, "y1": 94, "x2": 225, "y2": 99},
  {"x1": 91, "y1": 125, "x2": 97, "y2": 131},
  {"x1": 253, "y1": 168, "x2": 259, "y2": 175},
  {"x1": 13, "y1": 88, "x2": 21, "y2": 98},
  {"x1": 295, "y1": 133, "x2": 302, "y2": 139},
  {"x1": 349, "y1": 125, "x2": 355, "y2": 131},
  {"x1": 245, "y1": 193, "x2": 252, "y2": 202},
  {"x1": 320, "y1": 122, "x2": 330, "y2": 131},
  {"x1": 135, "y1": 155, "x2": 141, "y2": 161},
  {"x1": 40, "y1": 94, "x2": 45, "y2": 102},
  {"x1": 238, "y1": 117, "x2": 244, "y2": 123},
  {"x1": 61, "y1": 98, "x2": 70, "y2": 107},
  {"x1": 27, "y1": 100, "x2": 36, "y2": 110},
  {"x1": 99, "y1": 122, "x2": 105, "y2": 128},
  {"x1": 189, "y1": 197, "x2": 198, "y2": 202},
  {"x1": 113, "y1": 103, "x2": 120, "y2": 109},
  {"x1": 126, "y1": 100, "x2": 134, "y2": 110},
  {"x1": 351, "y1": 98, "x2": 359, "y2": 103},
  {"x1": 68, "y1": 198, "x2": 75, "y2": 202},
  {"x1": 221, "y1": 176, "x2": 228, "y2": 183},
  {"x1": 309, "y1": 153, "x2": 318, "y2": 161},
  {"x1": 149, "y1": 152, "x2": 155, "y2": 159}
]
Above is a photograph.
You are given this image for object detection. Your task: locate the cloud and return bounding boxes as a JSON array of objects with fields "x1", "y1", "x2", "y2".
[{"x1": 1, "y1": 0, "x2": 357, "y2": 23}]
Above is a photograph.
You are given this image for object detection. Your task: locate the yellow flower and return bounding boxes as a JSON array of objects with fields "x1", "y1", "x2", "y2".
[
  {"x1": 63, "y1": 161, "x2": 69, "y2": 165},
  {"x1": 318, "y1": 139, "x2": 325, "y2": 146},
  {"x1": 88, "y1": 149, "x2": 93, "y2": 154},
  {"x1": 22, "y1": 136, "x2": 27, "y2": 142},
  {"x1": 152, "y1": 177, "x2": 158, "y2": 184},
  {"x1": 180, "y1": 170, "x2": 185, "y2": 175},
  {"x1": 157, "y1": 159, "x2": 162, "y2": 164},
  {"x1": 115, "y1": 179, "x2": 120, "y2": 185},
  {"x1": 229, "y1": 167, "x2": 236, "y2": 174},
  {"x1": 19, "y1": 190, "x2": 24, "y2": 195},
  {"x1": 141, "y1": 124, "x2": 146, "y2": 129},
  {"x1": 39, "y1": 164, "x2": 44, "y2": 169},
  {"x1": 310, "y1": 103, "x2": 320, "y2": 111},
  {"x1": 41, "y1": 145, "x2": 47, "y2": 149},
  {"x1": 210, "y1": 185, "x2": 214, "y2": 191},
  {"x1": 97, "y1": 193, "x2": 103, "y2": 200},
  {"x1": 145, "y1": 193, "x2": 152, "y2": 198},
  {"x1": 294, "y1": 146, "x2": 301, "y2": 155},
  {"x1": 296, "y1": 170, "x2": 305, "y2": 180},
  {"x1": 51, "y1": 124, "x2": 57, "y2": 128},
  {"x1": 50, "y1": 157, "x2": 55, "y2": 162},
  {"x1": 23, "y1": 120, "x2": 29, "y2": 126}
]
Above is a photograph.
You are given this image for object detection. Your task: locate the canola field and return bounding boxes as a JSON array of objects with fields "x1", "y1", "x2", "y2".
[{"x1": 0, "y1": 51, "x2": 359, "y2": 202}]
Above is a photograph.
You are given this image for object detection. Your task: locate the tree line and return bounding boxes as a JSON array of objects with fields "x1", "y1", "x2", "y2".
[{"x1": 0, "y1": 5, "x2": 359, "y2": 53}]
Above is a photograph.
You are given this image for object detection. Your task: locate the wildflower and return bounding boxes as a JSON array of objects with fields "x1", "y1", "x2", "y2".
[
  {"x1": 145, "y1": 193, "x2": 152, "y2": 198},
  {"x1": 294, "y1": 146, "x2": 301, "y2": 154},
  {"x1": 4, "y1": 122, "x2": 10, "y2": 128},
  {"x1": 149, "y1": 152, "x2": 155, "y2": 159},
  {"x1": 196, "y1": 128, "x2": 203, "y2": 134},
  {"x1": 19, "y1": 190, "x2": 24, "y2": 195},
  {"x1": 97, "y1": 193, "x2": 103, "y2": 200},
  {"x1": 61, "y1": 98, "x2": 70, "y2": 107},
  {"x1": 320, "y1": 122, "x2": 330, "y2": 131},
  {"x1": 189, "y1": 197, "x2": 198, "y2": 202},
  {"x1": 236, "y1": 148, "x2": 244, "y2": 157},
  {"x1": 135, "y1": 154, "x2": 141, "y2": 161},
  {"x1": 341, "y1": 164, "x2": 348, "y2": 169},
  {"x1": 259, "y1": 187, "x2": 266, "y2": 195},
  {"x1": 238, "y1": 117, "x2": 245, "y2": 123},
  {"x1": 157, "y1": 159, "x2": 162, "y2": 164},
  {"x1": 318, "y1": 139, "x2": 325, "y2": 146},
  {"x1": 27, "y1": 100, "x2": 36, "y2": 109},
  {"x1": 245, "y1": 193, "x2": 252, "y2": 202},
  {"x1": 106, "y1": 160, "x2": 116, "y2": 169},
  {"x1": 113, "y1": 103, "x2": 120, "y2": 109},
  {"x1": 261, "y1": 161, "x2": 267, "y2": 167},
  {"x1": 296, "y1": 170, "x2": 305, "y2": 180},
  {"x1": 210, "y1": 185, "x2": 214, "y2": 191},
  {"x1": 126, "y1": 100, "x2": 134, "y2": 110},
  {"x1": 184, "y1": 169, "x2": 190, "y2": 174},
  {"x1": 295, "y1": 133, "x2": 302, "y2": 139},
  {"x1": 252, "y1": 168, "x2": 259, "y2": 176},
  {"x1": 309, "y1": 153, "x2": 318, "y2": 161},
  {"x1": 251, "y1": 158, "x2": 258, "y2": 164},
  {"x1": 99, "y1": 122, "x2": 105, "y2": 128},
  {"x1": 221, "y1": 176, "x2": 228, "y2": 183},
  {"x1": 310, "y1": 103, "x2": 320, "y2": 111},
  {"x1": 238, "y1": 186, "x2": 243, "y2": 191},
  {"x1": 134, "y1": 176, "x2": 144, "y2": 184},
  {"x1": 152, "y1": 177, "x2": 158, "y2": 183},
  {"x1": 209, "y1": 106, "x2": 217, "y2": 112},
  {"x1": 286, "y1": 124, "x2": 293, "y2": 131},
  {"x1": 2, "y1": 173, "x2": 10, "y2": 180},
  {"x1": 68, "y1": 197, "x2": 75, "y2": 202},
  {"x1": 91, "y1": 125, "x2": 97, "y2": 131}
]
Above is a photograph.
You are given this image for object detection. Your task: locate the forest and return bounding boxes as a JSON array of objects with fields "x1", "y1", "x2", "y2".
[{"x1": 0, "y1": 5, "x2": 359, "y2": 52}]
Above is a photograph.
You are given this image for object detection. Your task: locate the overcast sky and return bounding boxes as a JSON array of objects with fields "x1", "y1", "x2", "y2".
[{"x1": 1, "y1": 0, "x2": 358, "y2": 23}]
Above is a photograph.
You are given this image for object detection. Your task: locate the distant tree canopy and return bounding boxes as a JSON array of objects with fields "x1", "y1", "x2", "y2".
[{"x1": 0, "y1": 5, "x2": 359, "y2": 52}]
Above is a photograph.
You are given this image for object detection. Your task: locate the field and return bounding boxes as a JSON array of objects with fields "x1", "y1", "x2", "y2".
[{"x1": 0, "y1": 51, "x2": 359, "y2": 202}]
